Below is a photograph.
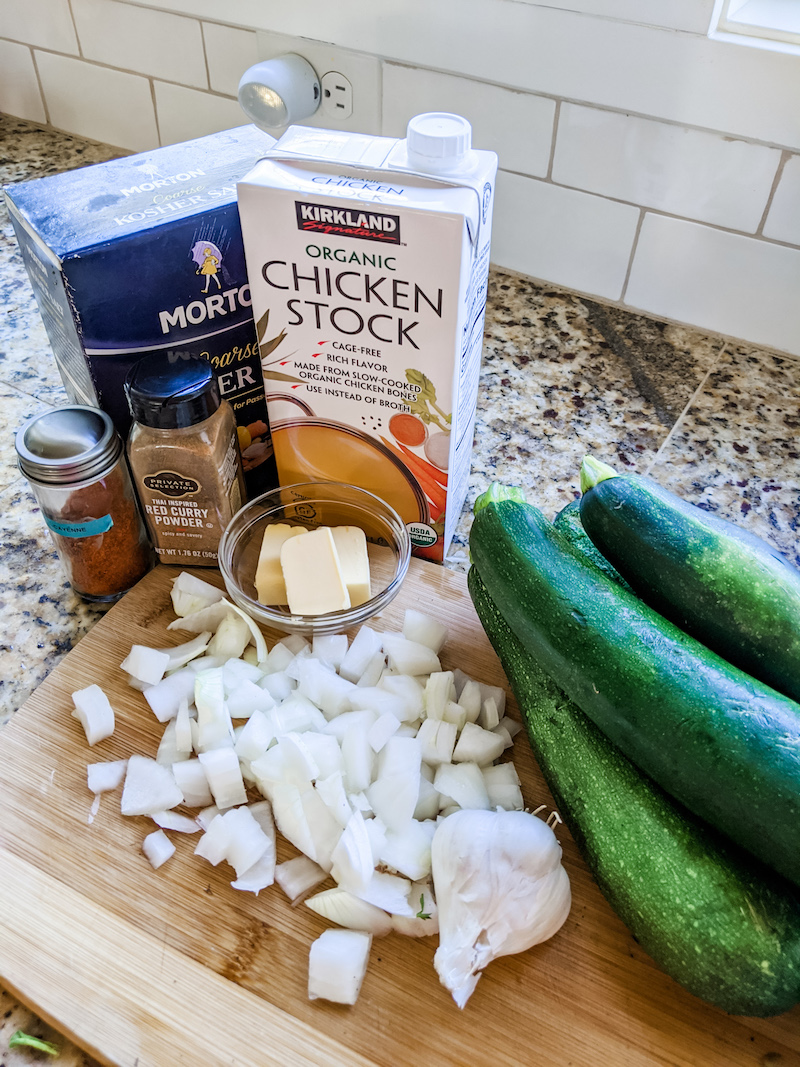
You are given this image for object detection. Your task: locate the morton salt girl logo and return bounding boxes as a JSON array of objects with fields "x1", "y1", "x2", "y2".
[
  {"x1": 295, "y1": 201, "x2": 401, "y2": 244},
  {"x1": 192, "y1": 241, "x2": 223, "y2": 293}
]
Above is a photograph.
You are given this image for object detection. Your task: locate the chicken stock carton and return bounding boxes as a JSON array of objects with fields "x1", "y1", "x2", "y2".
[
  {"x1": 5, "y1": 125, "x2": 279, "y2": 500},
  {"x1": 237, "y1": 114, "x2": 497, "y2": 562}
]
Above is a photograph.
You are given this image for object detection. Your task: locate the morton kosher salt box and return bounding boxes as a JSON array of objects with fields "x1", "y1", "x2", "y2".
[
  {"x1": 6, "y1": 125, "x2": 278, "y2": 500},
  {"x1": 237, "y1": 116, "x2": 497, "y2": 563}
]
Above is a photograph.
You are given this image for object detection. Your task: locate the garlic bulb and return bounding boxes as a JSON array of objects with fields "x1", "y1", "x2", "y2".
[{"x1": 431, "y1": 807, "x2": 571, "y2": 1008}]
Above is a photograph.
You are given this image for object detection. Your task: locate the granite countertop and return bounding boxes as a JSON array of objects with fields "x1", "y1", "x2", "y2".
[{"x1": 1, "y1": 114, "x2": 799, "y2": 1066}]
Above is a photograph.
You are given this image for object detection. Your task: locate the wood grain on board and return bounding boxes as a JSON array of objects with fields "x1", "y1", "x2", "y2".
[{"x1": 0, "y1": 561, "x2": 798, "y2": 1067}]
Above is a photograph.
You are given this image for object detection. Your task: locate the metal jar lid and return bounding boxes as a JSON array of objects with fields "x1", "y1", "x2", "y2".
[{"x1": 15, "y1": 406, "x2": 122, "y2": 486}]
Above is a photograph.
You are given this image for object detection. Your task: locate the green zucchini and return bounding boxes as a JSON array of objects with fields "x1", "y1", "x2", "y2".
[
  {"x1": 579, "y1": 456, "x2": 800, "y2": 704},
  {"x1": 552, "y1": 499, "x2": 633, "y2": 591},
  {"x1": 468, "y1": 565, "x2": 800, "y2": 1017},
  {"x1": 470, "y1": 495, "x2": 800, "y2": 887}
]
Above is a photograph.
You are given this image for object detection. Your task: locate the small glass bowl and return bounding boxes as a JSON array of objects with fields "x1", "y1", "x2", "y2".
[{"x1": 218, "y1": 481, "x2": 412, "y2": 636}]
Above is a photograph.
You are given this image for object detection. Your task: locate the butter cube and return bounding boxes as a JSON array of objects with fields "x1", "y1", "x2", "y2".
[
  {"x1": 281, "y1": 527, "x2": 351, "y2": 615},
  {"x1": 255, "y1": 523, "x2": 307, "y2": 604},
  {"x1": 331, "y1": 526, "x2": 371, "y2": 607}
]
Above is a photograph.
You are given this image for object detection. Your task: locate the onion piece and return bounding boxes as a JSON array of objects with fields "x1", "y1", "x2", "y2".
[
  {"x1": 222, "y1": 598, "x2": 268, "y2": 664},
  {"x1": 433, "y1": 762, "x2": 491, "y2": 811},
  {"x1": 198, "y1": 747, "x2": 247, "y2": 809},
  {"x1": 87, "y1": 759, "x2": 127, "y2": 794},
  {"x1": 71, "y1": 684, "x2": 115, "y2": 746},
  {"x1": 330, "y1": 809, "x2": 374, "y2": 891},
  {"x1": 168, "y1": 600, "x2": 232, "y2": 635},
  {"x1": 151, "y1": 809, "x2": 200, "y2": 833},
  {"x1": 170, "y1": 571, "x2": 224, "y2": 617},
  {"x1": 223, "y1": 806, "x2": 273, "y2": 878},
  {"x1": 275, "y1": 855, "x2": 327, "y2": 902},
  {"x1": 234, "y1": 708, "x2": 275, "y2": 763},
  {"x1": 457, "y1": 680, "x2": 482, "y2": 724},
  {"x1": 308, "y1": 929, "x2": 372, "y2": 1004},
  {"x1": 231, "y1": 849, "x2": 276, "y2": 894},
  {"x1": 339, "y1": 626, "x2": 382, "y2": 683},
  {"x1": 142, "y1": 829, "x2": 175, "y2": 869},
  {"x1": 157, "y1": 631, "x2": 213, "y2": 672},
  {"x1": 174, "y1": 699, "x2": 193, "y2": 754},
  {"x1": 379, "y1": 819, "x2": 436, "y2": 882},
  {"x1": 452, "y1": 722, "x2": 505, "y2": 766},
  {"x1": 120, "y1": 755, "x2": 183, "y2": 816},
  {"x1": 194, "y1": 812, "x2": 231, "y2": 865},
  {"x1": 402, "y1": 609, "x2": 447, "y2": 654},
  {"x1": 120, "y1": 645, "x2": 171, "y2": 687},
  {"x1": 382, "y1": 633, "x2": 441, "y2": 676},
  {"x1": 207, "y1": 613, "x2": 251, "y2": 661},
  {"x1": 172, "y1": 759, "x2": 213, "y2": 808},
  {"x1": 143, "y1": 669, "x2": 197, "y2": 724},
  {"x1": 312, "y1": 633, "x2": 348, "y2": 671},
  {"x1": 355, "y1": 871, "x2": 414, "y2": 916},
  {"x1": 306, "y1": 888, "x2": 392, "y2": 936},
  {"x1": 157, "y1": 719, "x2": 192, "y2": 766}
]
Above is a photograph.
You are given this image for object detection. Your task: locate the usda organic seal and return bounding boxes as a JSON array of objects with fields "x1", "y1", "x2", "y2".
[{"x1": 407, "y1": 522, "x2": 437, "y2": 548}]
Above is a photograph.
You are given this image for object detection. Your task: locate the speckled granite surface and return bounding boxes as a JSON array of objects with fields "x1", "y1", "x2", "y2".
[{"x1": 1, "y1": 114, "x2": 799, "y2": 1066}]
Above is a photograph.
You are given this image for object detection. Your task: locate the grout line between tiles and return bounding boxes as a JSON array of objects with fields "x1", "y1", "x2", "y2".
[
  {"x1": 29, "y1": 48, "x2": 51, "y2": 128},
  {"x1": 643, "y1": 349, "x2": 725, "y2": 477}
]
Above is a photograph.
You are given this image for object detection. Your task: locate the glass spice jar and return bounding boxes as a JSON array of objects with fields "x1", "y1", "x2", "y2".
[
  {"x1": 124, "y1": 352, "x2": 246, "y2": 567},
  {"x1": 15, "y1": 406, "x2": 153, "y2": 604}
]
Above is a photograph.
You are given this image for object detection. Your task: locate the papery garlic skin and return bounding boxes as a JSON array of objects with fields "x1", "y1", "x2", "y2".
[{"x1": 431, "y1": 808, "x2": 571, "y2": 1008}]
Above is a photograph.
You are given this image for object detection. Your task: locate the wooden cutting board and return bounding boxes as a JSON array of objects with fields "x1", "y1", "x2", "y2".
[{"x1": 1, "y1": 560, "x2": 798, "y2": 1067}]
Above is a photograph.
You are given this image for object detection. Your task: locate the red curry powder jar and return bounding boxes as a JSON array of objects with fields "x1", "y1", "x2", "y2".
[{"x1": 15, "y1": 406, "x2": 153, "y2": 604}]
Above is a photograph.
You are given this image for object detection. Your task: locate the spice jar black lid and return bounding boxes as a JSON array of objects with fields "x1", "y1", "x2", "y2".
[{"x1": 125, "y1": 353, "x2": 221, "y2": 430}]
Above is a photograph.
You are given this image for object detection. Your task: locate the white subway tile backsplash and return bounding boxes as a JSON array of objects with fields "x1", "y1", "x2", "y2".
[
  {"x1": 203, "y1": 22, "x2": 259, "y2": 98},
  {"x1": 553, "y1": 105, "x2": 781, "y2": 233},
  {"x1": 154, "y1": 82, "x2": 248, "y2": 146},
  {"x1": 35, "y1": 51, "x2": 157, "y2": 151},
  {"x1": 382, "y1": 64, "x2": 555, "y2": 179},
  {"x1": 626, "y1": 214, "x2": 800, "y2": 356},
  {"x1": 232, "y1": 0, "x2": 800, "y2": 150},
  {"x1": 763, "y1": 155, "x2": 800, "y2": 246},
  {"x1": 0, "y1": 0, "x2": 78, "y2": 53},
  {"x1": 71, "y1": 0, "x2": 206, "y2": 89},
  {"x1": 0, "y1": 41, "x2": 46, "y2": 124},
  {"x1": 492, "y1": 170, "x2": 639, "y2": 301}
]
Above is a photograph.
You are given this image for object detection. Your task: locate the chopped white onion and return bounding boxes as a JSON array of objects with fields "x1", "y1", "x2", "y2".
[
  {"x1": 275, "y1": 855, "x2": 327, "y2": 902},
  {"x1": 402, "y1": 609, "x2": 447, "y2": 654},
  {"x1": 120, "y1": 754, "x2": 183, "y2": 816},
  {"x1": 308, "y1": 928, "x2": 372, "y2": 1004},
  {"x1": 170, "y1": 571, "x2": 224, "y2": 617},
  {"x1": 71, "y1": 684, "x2": 115, "y2": 746},
  {"x1": 120, "y1": 645, "x2": 171, "y2": 687},
  {"x1": 172, "y1": 759, "x2": 213, "y2": 808},
  {"x1": 198, "y1": 747, "x2": 247, "y2": 809},
  {"x1": 87, "y1": 759, "x2": 127, "y2": 794},
  {"x1": 142, "y1": 829, "x2": 175, "y2": 869},
  {"x1": 306, "y1": 888, "x2": 392, "y2": 936},
  {"x1": 143, "y1": 668, "x2": 197, "y2": 724},
  {"x1": 151, "y1": 809, "x2": 200, "y2": 833}
]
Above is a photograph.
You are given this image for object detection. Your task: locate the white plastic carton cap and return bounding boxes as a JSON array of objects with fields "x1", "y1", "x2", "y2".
[{"x1": 406, "y1": 113, "x2": 473, "y2": 174}]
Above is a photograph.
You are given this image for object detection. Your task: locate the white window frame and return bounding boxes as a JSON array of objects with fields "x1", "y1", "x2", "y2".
[{"x1": 709, "y1": 0, "x2": 800, "y2": 55}]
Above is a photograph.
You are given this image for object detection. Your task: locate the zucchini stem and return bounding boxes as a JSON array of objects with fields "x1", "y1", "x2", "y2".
[{"x1": 580, "y1": 455, "x2": 619, "y2": 495}]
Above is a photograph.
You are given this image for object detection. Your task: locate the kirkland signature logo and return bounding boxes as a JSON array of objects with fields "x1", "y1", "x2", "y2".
[{"x1": 295, "y1": 201, "x2": 401, "y2": 244}]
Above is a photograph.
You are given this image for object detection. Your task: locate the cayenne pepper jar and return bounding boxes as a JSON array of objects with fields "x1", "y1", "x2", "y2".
[
  {"x1": 15, "y1": 406, "x2": 153, "y2": 603},
  {"x1": 124, "y1": 352, "x2": 246, "y2": 567}
]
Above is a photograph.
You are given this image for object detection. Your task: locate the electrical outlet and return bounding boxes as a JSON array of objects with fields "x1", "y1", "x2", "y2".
[
  {"x1": 321, "y1": 71, "x2": 353, "y2": 120},
  {"x1": 255, "y1": 31, "x2": 381, "y2": 133}
]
